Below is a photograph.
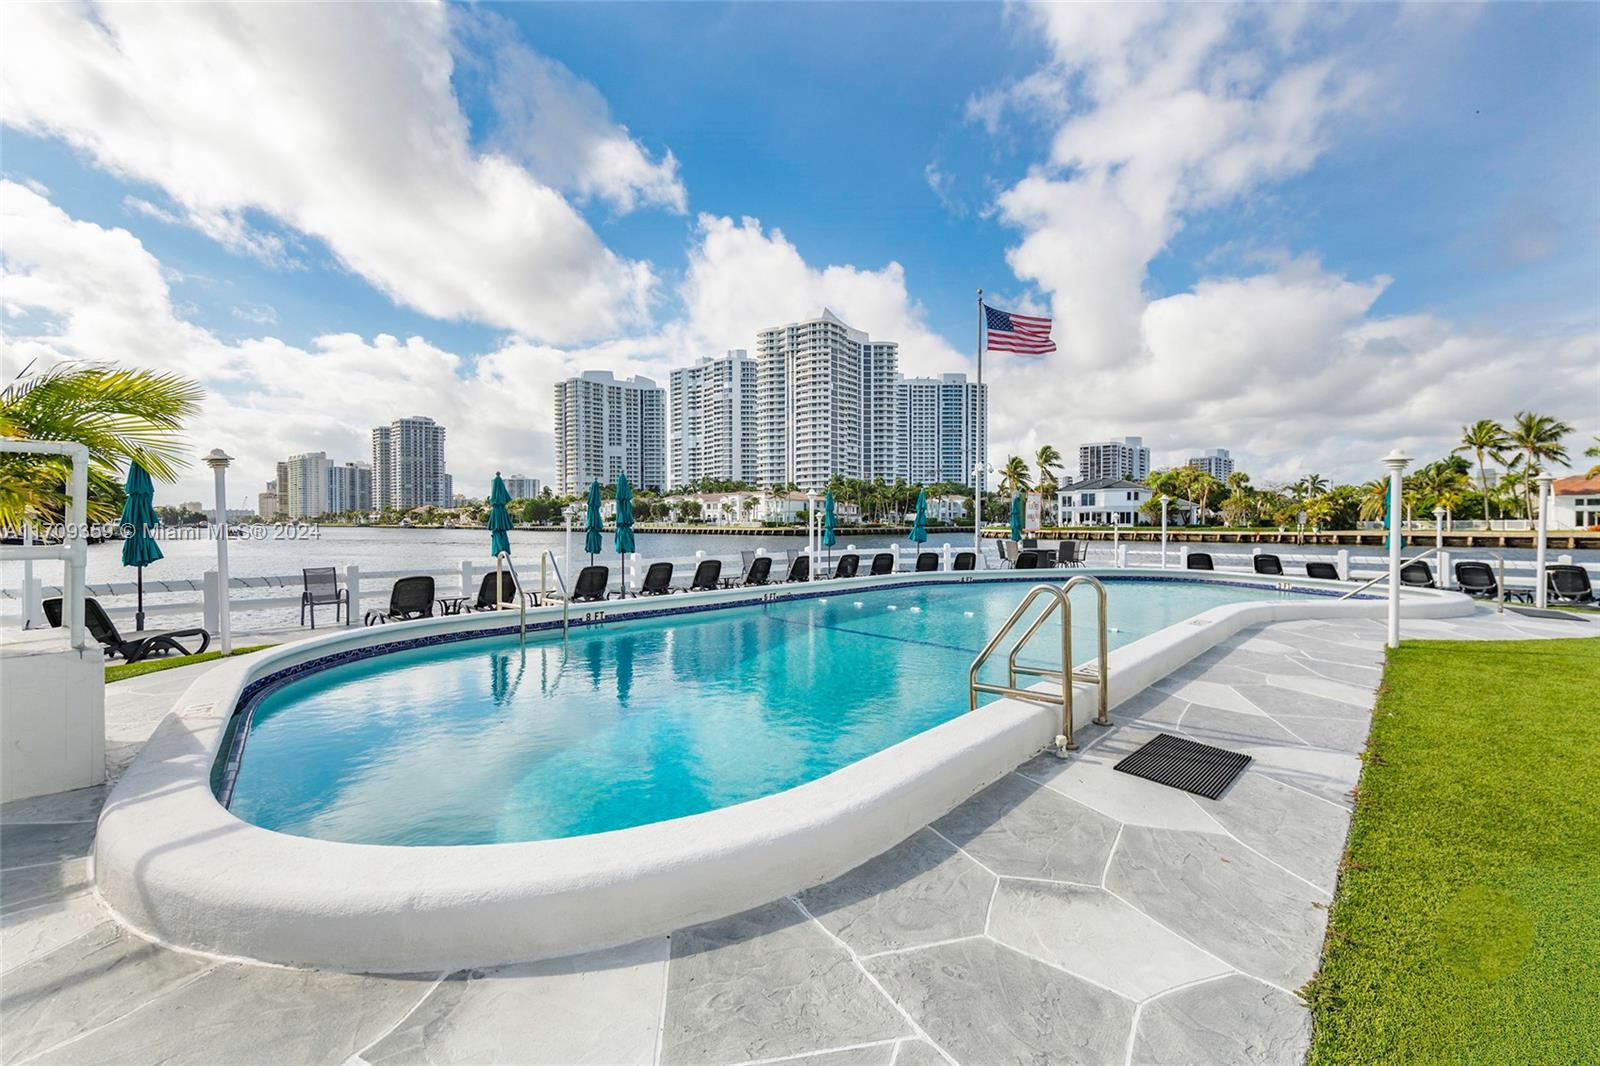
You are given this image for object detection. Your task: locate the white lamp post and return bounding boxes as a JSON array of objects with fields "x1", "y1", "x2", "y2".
[
  {"x1": 1382, "y1": 449, "x2": 1410, "y2": 649},
  {"x1": 1534, "y1": 472, "x2": 1554, "y2": 609},
  {"x1": 1433, "y1": 506, "x2": 1446, "y2": 552},
  {"x1": 204, "y1": 449, "x2": 234, "y2": 656},
  {"x1": 1160, "y1": 494, "x2": 1169, "y2": 570}
]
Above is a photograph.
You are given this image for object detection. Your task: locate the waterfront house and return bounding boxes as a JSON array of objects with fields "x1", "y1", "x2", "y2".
[{"x1": 1055, "y1": 477, "x2": 1193, "y2": 526}]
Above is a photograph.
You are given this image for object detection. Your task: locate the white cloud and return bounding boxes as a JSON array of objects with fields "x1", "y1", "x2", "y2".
[
  {"x1": 472, "y1": 15, "x2": 686, "y2": 216},
  {"x1": 0, "y1": 2, "x2": 663, "y2": 343},
  {"x1": 1, "y1": 181, "x2": 570, "y2": 503},
  {"x1": 676, "y1": 215, "x2": 967, "y2": 377},
  {"x1": 976, "y1": 3, "x2": 1597, "y2": 482}
]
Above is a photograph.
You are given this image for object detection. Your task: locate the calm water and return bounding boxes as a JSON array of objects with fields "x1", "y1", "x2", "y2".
[
  {"x1": 5, "y1": 525, "x2": 1590, "y2": 631},
  {"x1": 226, "y1": 577, "x2": 1320, "y2": 845}
]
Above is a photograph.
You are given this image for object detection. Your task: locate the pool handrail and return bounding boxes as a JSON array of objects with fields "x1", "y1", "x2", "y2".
[
  {"x1": 968, "y1": 575, "x2": 1110, "y2": 752},
  {"x1": 537, "y1": 550, "x2": 570, "y2": 639},
  {"x1": 1338, "y1": 546, "x2": 1440, "y2": 600}
]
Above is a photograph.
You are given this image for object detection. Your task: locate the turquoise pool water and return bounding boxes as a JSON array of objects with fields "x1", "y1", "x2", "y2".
[{"x1": 225, "y1": 578, "x2": 1313, "y2": 845}]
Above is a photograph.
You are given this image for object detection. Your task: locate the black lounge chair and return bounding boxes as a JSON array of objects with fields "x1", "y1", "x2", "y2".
[
  {"x1": 1306, "y1": 562, "x2": 1341, "y2": 581},
  {"x1": 1062, "y1": 541, "x2": 1087, "y2": 567},
  {"x1": 833, "y1": 554, "x2": 860, "y2": 579},
  {"x1": 570, "y1": 566, "x2": 610, "y2": 603},
  {"x1": 953, "y1": 551, "x2": 976, "y2": 571},
  {"x1": 685, "y1": 559, "x2": 722, "y2": 592},
  {"x1": 869, "y1": 552, "x2": 894, "y2": 576},
  {"x1": 1400, "y1": 560, "x2": 1436, "y2": 588},
  {"x1": 1252, "y1": 554, "x2": 1283, "y2": 576},
  {"x1": 44, "y1": 597, "x2": 210, "y2": 663},
  {"x1": 915, "y1": 551, "x2": 939, "y2": 572},
  {"x1": 785, "y1": 555, "x2": 811, "y2": 582},
  {"x1": 300, "y1": 566, "x2": 349, "y2": 628},
  {"x1": 1186, "y1": 552, "x2": 1214, "y2": 571},
  {"x1": 365, "y1": 575, "x2": 435, "y2": 625},
  {"x1": 462, "y1": 570, "x2": 520, "y2": 611},
  {"x1": 1015, "y1": 550, "x2": 1040, "y2": 570},
  {"x1": 1453, "y1": 561, "x2": 1521, "y2": 601},
  {"x1": 1547, "y1": 564, "x2": 1596, "y2": 605},
  {"x1": 740, "y1": 556, "x2": 774, "y2": 586},
  {"x1": 639, "y1": 562, "x2": 674, "y2": 596}
]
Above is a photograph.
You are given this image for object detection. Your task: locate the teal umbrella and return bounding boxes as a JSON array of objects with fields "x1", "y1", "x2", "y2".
[
  {"x1": 614, "y1": 474, "x2": 635, "y2": 597},
  {"x1": 821, "y1": 489, "x2": 837, "y2": 573},
  {"x1": 1383, "y1": 486, "x2": 1404, "y2": 551},
  {"x1": 1008, "y1": 493, "x2": 1024, "y2": 542},
  {"x1": 584, "y1": 480, "x2": 603, "y2": 564},
  {"x1": 488, "y1": 473, "x2": 513, "y2": 558},
  {"x1": 909, "y1": 489, "x2": 928, "y2": 545},
  {"x1": 120, "y1": 460, "x2": 163, "y2": 631}
]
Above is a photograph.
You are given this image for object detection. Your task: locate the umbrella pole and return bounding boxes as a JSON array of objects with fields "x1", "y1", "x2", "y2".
[
  {"x1": 136, "y1": 567, "x2": 145, "y2": 631},
  {"x1": 618, "y1": 550, "x2": 625, "y2": 599}
]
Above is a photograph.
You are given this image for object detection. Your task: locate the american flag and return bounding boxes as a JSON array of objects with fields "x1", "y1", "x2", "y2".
[{"x1": 984, "y1": 303, "x2": 1056, "y2": 355}]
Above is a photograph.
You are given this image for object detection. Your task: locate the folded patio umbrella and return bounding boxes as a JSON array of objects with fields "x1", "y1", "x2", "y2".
[
  {"x1": 822, "y1": 489, "x2": 837, "y2": 571},
  {"x1": 120, "y1": 459, "x2": 163, "y2": 632},
  {"x1": 1009, "y1": 492, "x2": 1024, "y2": 543},
  {"x1": 909, "y1": 489, "x2": 928, "y2": 545},
  {"x1": 584, "y1": 480, "x2": 604, "y2": 565},
  {"x1": 614, "y1": 473, "x2": 635, "y2": 598}
]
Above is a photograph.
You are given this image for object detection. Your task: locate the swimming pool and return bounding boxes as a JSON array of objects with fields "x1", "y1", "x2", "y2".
[{"x1": 223, "y1": 577, "x2": 1320, "y2": 846}]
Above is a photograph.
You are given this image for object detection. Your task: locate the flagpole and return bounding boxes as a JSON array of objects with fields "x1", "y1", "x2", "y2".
[{"x1": 974, "y1": 288, "x2": 983, "y2": 554}]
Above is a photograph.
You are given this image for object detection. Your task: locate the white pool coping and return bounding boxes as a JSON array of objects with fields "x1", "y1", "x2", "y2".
[{"x1": 92, "y1": 568, "x2": 1474, "y2": 972}]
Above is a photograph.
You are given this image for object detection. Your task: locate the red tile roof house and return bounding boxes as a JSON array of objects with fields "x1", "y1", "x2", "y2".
[{"x1": 1551, "y1": 475, "x2": 1600, "y2": 530}]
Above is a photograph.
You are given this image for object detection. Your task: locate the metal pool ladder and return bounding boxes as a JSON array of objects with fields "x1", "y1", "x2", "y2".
[
  {"x1": 968, "y1": 575, "x2": 1110, "y2": 752},
  {"x1": 538, "y1": 550, "x2": 571, "y2": 639}
]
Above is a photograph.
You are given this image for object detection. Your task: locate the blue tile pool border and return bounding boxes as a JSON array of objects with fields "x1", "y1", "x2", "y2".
[{"x1": 210, "y1": 573, "x2": 1369, "y2": 807}]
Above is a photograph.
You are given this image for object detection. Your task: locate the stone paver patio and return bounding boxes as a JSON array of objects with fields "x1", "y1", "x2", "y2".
[{"x1": 2, "y1": 604, "x2": 1593, "y2": 1065}]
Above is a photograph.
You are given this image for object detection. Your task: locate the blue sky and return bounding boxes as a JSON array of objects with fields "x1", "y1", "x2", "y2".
[{"x1": 2, "y1": 2, "x2": 1596, "y2": 501}]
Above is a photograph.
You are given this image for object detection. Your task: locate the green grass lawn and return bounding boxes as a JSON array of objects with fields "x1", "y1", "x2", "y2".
[
  {"x1": 1307, "y1": 636, "x2": 1600, "y2": 1065},
  {"x1": 105, "y1": 645, "x2": 273, "y2": 683}
]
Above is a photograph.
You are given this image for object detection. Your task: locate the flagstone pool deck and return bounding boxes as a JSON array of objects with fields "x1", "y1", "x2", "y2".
[{"x1": 2, "y1": 605, "x2": 1593, "y2": 1065}]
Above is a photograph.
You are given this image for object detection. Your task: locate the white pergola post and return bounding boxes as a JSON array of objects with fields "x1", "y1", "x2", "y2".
[
  {"x1": 204, "y1": 449, "x2": 235, "y2": 656},
  {"x1": 1534, "y1": 472, "x2": 1554, "y2": 609},
  {"x1": 1382, "y1": 449, "x2": 1410, "y2": 649},
  {"x1": 1433, "y1": 506, "x2": 1447, "y2": 589}
]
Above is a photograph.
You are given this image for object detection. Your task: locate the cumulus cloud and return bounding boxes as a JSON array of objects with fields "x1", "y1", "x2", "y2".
[
  {"x1": 0, "y1": 2, "x2": 660, "y2": 343},
  {"x1": 1, "y1": 181, "x2": 567, "y2": 503},
  {"x1": 676, "y1": 214, "x2": 966, "y2": 376},
  {"x1": 978, "y1": 3, "x2": 1597, "y2": 481}
]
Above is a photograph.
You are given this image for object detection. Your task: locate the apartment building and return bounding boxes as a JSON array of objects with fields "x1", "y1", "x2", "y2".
[
  {"x1": 669, "y1": 351, "x2": 758, "y2": 488},
  {"x1": 553, "y1": 371, "x2": 666, "y2": 495}
]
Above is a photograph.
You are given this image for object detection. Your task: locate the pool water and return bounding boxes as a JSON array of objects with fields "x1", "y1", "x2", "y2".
[{"x1": 225, "y1": 578, "x2": 1310, "y2": 845}]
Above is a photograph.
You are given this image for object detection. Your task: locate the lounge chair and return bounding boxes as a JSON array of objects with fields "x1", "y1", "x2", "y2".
[
  {"x1": 953, "y1": 551, "x2": 976, "y2": 571},
  {"x1": 1186, "y1": 553, "x2": 1214, "y2": 571},
  {"x1": 1547, "y1": 564, "x2": 1596, "y2": 605},
  {"x1": 1062, "y1": 541, "x2": 1086, "y2": 567},
  {"x1": 833, "y1": 554, "x2": 860, "y2": 579},
  {"x1": 1252, "y1": 554, "x2": 1284, "y2": 576},
  {"x1": 740, "y1": 556, "x2": 774, "y2": 586},
  {"x1": 999, "y1": 540, "x2": 1020, "y2": 567},
  {"x1": 364, "y1": 575, "x2": 436, "y2": 625},
  {"x1": 684, "y1": 559, "x2": 722, "y2": 592},
  {"x1": 1016, "y1": 550, "x2": 1040, "y2": 570},
  {"x1": 869, "y1": 552, "x2": 894, "y2": 576},
  {"x1": 1453, "y1": 561, "x2": 1524, "y2": 601},
  {"x1": 1400, "y1": 561, "x2": 1435, "y2": 588},
  {"x1": 300, "y1": 566, "x2": 349, "y2": 628},
  {"x1": 914, "y1": 551, "x2": 939, "y2": 572},
  {"x1": 457, "y1": 570, "x2": 521, "y2": 612},
  {"x1": 1306, "y1": 561, "x2": 1341, "y2": 581},
  {"x1": 570, "y1": 566, "x2": 610, "y2": 603},
  {"x1": 639, "y1": 562, "x2": 674, "y2": 596},
  {"x1": 785, "y1": 555, "x2": 811, "y2": 582},
  {"x1": 44, "y1": 597, "x2": 210, "y2": 663}
]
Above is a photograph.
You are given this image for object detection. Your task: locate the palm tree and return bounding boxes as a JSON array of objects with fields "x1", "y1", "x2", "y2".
[
  {"x1": 998, "y1": 455, "x2": 1032, "y2": 494},
  {"x1": 1302, "y1": 473, "x2": 1329, "y2": 497},
  {"x1": 1507, "y1": 411, "x2": 1573, "y2": 518},
  {"x1": 1035, "y1": 444, "x2": 1061, "y2": 522},
  {"x1": 1358, "y1": 478, "x2": 1389, "y2": 523},
  {"x1": 1454, "y1": 419, "x2": 1509, "y2": 527},
  {"x1": 1, "y1": 362, "x2": 203, "y2": 527},
  {"x1": 1586, "y1": 435, "x2": 1600, "y2": 478}
]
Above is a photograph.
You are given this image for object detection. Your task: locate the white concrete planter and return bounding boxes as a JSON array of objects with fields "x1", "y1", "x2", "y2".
[{"x1": 92, "y1": 569, "x2": 1474, "y2": 972}]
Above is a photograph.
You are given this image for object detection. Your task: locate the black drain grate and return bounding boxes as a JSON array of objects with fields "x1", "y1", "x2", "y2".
[{"x1": 1113, "y1": 733, "x2": 1252, "y2": 800}]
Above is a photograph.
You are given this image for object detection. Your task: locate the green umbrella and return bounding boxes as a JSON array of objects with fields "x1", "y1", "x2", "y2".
[
  {"x1": 584, "y1": 480, "x2": 604, "y2": 564},
  {"x1": 614, "y1": 474, "x2": 635, "y2": 597},
  {"x1": 909, "y1": 489, "x2": 928, "y2": 545},
  {"x1": 120, "y1": 460, "x2": 163, "y2": 631},
  {"x1": 1009, "y1": 492, "x2": 1024, "y2": 542},
  {"x1": 821, "y1": 489, "x2": 836, "y2": 573},
  {"x1": 488, "y1": 473, "x2": 513, "y2": 558}
]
